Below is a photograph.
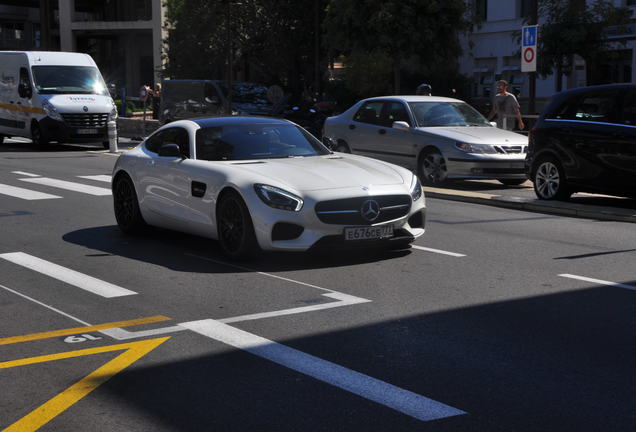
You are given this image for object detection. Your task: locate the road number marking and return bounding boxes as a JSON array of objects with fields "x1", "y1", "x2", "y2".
[{"x1": 64, "y1": 334, "x2": 103, "y2": 343}]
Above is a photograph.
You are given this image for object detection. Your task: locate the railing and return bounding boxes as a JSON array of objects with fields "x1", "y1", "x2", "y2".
[{"x1": 501, "y1": 114, "x2": 539, "y2": 135}]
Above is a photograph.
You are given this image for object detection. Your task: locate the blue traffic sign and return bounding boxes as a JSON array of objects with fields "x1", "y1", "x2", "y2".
[{"x1": 523, "y1": 26, "x2": 537, "y2": 47}]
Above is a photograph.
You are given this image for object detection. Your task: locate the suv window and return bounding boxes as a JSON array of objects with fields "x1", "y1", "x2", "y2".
[
  {"x1": 354, "y1": 101, "x2": 384, "y2": 126},
  {"x1": 620, "y1": 90, "x2": 636, "y2": 126},
  {"x1": 566, "y1": 91, "x2": 619, "y2": 124},
  {"x1": 381, "y1": 101, "x2": 411, "y2": 127},
  {"x1": 145, "y1": 127, "x2": 190, "y2": 158}
]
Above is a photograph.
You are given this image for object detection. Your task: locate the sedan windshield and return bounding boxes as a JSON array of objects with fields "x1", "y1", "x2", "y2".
[
  {"x1": 32, "y1": 66, "x2": 109, "y2": 95},
  {"x1": 195, "y1": 123, "x2": 331, "y2": 161},
  {"x1": 408, "y1": 102, "x2": 490, "y2": 127}
]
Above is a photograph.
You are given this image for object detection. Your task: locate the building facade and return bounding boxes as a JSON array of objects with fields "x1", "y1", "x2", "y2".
[{"x1": 459, "y1": 0, "x2": 636, "y2": 113}]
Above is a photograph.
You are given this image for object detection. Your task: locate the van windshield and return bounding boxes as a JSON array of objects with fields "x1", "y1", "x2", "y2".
[{"x1": 32, "y1": 66, "x2": 109, "y2": 95}]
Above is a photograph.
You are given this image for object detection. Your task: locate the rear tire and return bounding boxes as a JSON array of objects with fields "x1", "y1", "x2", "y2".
[
  {"x1": 113, "y1": 174, "x2": 146, "y2": 234},
  {"x1": 217, "y1": 191, "x2": 259, "y2": 260},
  {"x1": 532, "y1": 156, "x2": 571, "y2": 200}
]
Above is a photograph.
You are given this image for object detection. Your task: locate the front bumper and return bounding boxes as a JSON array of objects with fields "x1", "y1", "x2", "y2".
[
  {"x1": 39, "y1": 117, "x2": 108, "y2": 144},
  {"x1": 446, "y1": 157, "x2": 527, "y2": 179}
]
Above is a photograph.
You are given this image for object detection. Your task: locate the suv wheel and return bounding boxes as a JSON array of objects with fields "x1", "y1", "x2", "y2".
[{"x1": 532, "y1": 156, "x2": 571, "y2": 200}]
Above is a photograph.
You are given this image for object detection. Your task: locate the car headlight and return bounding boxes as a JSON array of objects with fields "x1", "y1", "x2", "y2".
[
  {"x1": 254, "y1": 184, "x2": 303, "y2": 211},
  {"x1": 455, "y1": 142, "x2": 497, "y2": 154},
  {"x1": 410, "y1": 175, "x2": 422, "y2": 201},
  {"x1": 42, "y1": 100, "x2": 63, "y2": 121}
]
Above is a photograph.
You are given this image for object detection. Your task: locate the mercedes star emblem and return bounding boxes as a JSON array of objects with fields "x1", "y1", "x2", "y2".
[{"x1": 361, "y1": 199, "x2": 380, "y2": 222}]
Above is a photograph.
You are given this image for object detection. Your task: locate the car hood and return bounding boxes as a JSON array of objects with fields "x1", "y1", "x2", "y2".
[
  {"x1": 415, "y1": 126, "x2": 528, "y2": 144},
  {"x1": 228, "y1": 154, "x2": 407, "y2": 191},
  {"x1": 42, "y1": 94, "x2": 114, "y2": 113}
]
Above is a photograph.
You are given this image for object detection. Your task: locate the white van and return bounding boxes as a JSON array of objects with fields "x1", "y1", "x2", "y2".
[{"x1": 0, "y1": 51, "x2": 117, "y2": 148}]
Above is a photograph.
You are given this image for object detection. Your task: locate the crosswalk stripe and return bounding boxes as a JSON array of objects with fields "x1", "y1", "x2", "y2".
[
  {"x1": 0, "y1": 183, "x2": 61, "y2": 200},
  {"x1": 11, "y1": 171, "x2": 40, "y2": 177},
  {"x1": 19, "y1": 177, "x2": 112, "y2": 196},
  {"x1": 0, "y1": 252, "x2": 137, "y2": 298},
  {"x1": 77, "y1": 175, "x2": 112, "y2": 183}
]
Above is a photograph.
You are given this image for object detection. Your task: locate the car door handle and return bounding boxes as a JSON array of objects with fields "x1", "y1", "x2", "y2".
[
  {"x1": 378, "y1": 129, "x2": 386, "y2": 135},
  {"x1": 349, "y1": 124, "x2": 356, "y2": 130}
]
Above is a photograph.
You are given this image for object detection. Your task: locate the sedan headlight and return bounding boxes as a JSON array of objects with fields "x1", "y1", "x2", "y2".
[
  {"x1": 455, "y1": 142, "x2": 497, "y2": 154},
  {"x1": 254, "y1": 184, "x2": 303, "y2": 211},
  {"x1": 410, "y1": 175, "x2": 422, "y2": 201},
  {"x1": 42, "y1": 100, "x2": 63, "y2": 122}
]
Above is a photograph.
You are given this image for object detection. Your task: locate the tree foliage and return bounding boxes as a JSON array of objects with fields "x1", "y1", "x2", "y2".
[
  {"x1": 323, "y1": 0, "x2": 469, "y2": 95},
  {"x1": 536, "y1": 0, "x2": 632, "y2": 89}
]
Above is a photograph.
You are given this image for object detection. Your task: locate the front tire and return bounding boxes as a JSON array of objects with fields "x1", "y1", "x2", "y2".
[
  {"x1": 113, "y1": 174, "x2": 146, "y2": 233},
  {"x1": 418, "y1": 148, "x2": 448, "y2": 186},
  {"x1": 31, "y1": 122, "x2": 49, "y2": 148},
  {"x1": 217, "y1": 191, "x2": 259, "y2": 260},
  {"x1": 532, "y1": 156, "x2": 571, "y2": 200},
  {"x1": 334, "y1": 141, "x2": 350, "y2": 153}
]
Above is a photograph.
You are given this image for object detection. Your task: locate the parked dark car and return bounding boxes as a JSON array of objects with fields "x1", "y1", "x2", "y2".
[{"x1": 526, "y1": 84, "x2": 636, "y2": 200}]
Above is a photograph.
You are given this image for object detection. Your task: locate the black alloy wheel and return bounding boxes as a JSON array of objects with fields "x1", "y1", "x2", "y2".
[
  {"x1": 113, "y1": 174, "x2": 146, "y2": 233},
  {"x1": 31, "y1": 122, "x2": 48, "y2": 148},
  {"x1": 217, "y1": 191, "x2": 259, "y2": 260},
  {"x1": 532, "y1": 156, "x2": 572, "y2": 200}
]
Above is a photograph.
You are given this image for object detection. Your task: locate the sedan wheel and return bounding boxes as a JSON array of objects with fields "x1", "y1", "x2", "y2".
[
  {"x1": 419, "y1": 149, "x2": 448, "y2": 186},
  {"x1": 533, "y1": 157, "x2": 571, "y2": 200},
  {"x1": 334, "y1": 142, "x2": 350, "y2": 153},
  {"x1": 113, "y1": 174, "x2": 146, "y2": 233},
  {"x1": 217, "y1": 192, "x2": 259, "y2": 260}
]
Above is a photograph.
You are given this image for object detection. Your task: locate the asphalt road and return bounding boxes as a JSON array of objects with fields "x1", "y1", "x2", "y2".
[{"x1": 1, "y1": 139, "x2": 636, "y2": 431}]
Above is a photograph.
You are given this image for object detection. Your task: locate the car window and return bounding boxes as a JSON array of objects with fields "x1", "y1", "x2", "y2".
[
  {"x1": 145, "y1": 127, "x2": 190, "y2": 158},
  {"x1": 545, "y1": 96, "x2": 580, "y2": 120},
  {"x1": 381, "y1": 101, "x2": 411, "y2": 127},
  {"x1": 195, "y1": 123, "x2": 330, "y2": 161},
  {"x1": 569, "y1": 91, "x2": 619, "y2": 123},
  {"x1": 353, "y1": 101, "x2": 384, "y2": 126},
  {"x1": 620, "y1": 90, "x2": 636, "y2": 126},
  {"x1": 408, "y1": 102, "x2": 490, "y2": 127}
]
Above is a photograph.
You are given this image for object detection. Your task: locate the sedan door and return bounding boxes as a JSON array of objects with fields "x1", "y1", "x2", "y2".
[
  {"x1": 346, "y1": 100, "x2": 389, "y2": 160},
  {"x1": 376, "y1": 100, "x2": 418, "y2": 169}
]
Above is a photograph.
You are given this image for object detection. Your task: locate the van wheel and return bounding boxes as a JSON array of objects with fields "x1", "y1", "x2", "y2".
[
  {"x1": 31, "y1": 122, "x2": 48, "y2": 148},
  {"x1": 532, "y1": 156, "x2": 571, "y2": 200}
]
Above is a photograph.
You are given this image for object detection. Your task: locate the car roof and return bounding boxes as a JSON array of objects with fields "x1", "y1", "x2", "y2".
[
  {"x1": 555, "y1": 83, "x2": 635, "y2": 98},
  {"x1": 361, "y1": 95, "x2": 464, "y2": 104},
  {"x1": 190, "y1": 116, "x2": 291, "y2": 128}
]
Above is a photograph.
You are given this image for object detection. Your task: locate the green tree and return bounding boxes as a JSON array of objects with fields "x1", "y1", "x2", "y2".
[
  {"x1": 323, "y1": 0, "x2": 469, "y2": 96},
  {"x1": 536, "y1": 0, "x2": 632, "y2": 91}
]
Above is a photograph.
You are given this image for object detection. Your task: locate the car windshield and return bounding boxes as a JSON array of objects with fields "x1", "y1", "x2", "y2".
[
  {"x1": 408, "y1": 102, "x2": 490, "y2": 127},
  {"x1": 32, "y1": 66, "x2": 109, "y2": 95},
  {"x1": 195, "y1": 123, "x2": 330, "y2": 161}
]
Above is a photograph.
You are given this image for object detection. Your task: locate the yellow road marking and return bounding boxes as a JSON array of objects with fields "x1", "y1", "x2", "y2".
[
  {"x1": 1, "y1": 337, "x2": 170, "y2": 432},
  {"x1": 0, "y1": 315, "x2": 171, "y2": 346},
  {"x1": 0, "y1": 104, "x2": 45, "y2": 115}
]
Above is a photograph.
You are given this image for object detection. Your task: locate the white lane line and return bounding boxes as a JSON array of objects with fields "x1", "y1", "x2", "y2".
[
  {"x1": 220, "y1": 292, "x2": 371, "y2": 324},
  {"x1": 0, "y1": 283, "x2": 91, "y2": 326},
  {"x1": 180, "y1": 319, "x2": 465, "y2": 422},
  {"x1": 100, "y1": 325, "x2": 185, "y2": 340},
  {"x1": 19, "y1": 177, "x2": 112, "y2": 196},
  {"x1": 0, "y1": 183, "x2": 62, "y2": 200},
  {"x1": 77, "y1": 175, "x2": 112, "y2": 183},
  {"x1": 559, "y1": 274, "x2": 636, "y2": 291},
  {"x1": 0, "y1": 252, "x2": 137, "y2": 298},
  {"x1": 11, "y1": 171, "x2": 40, "y2": 177},
  {"x1": 411, "y1": 245, "x2": 466, "y2": 257}
]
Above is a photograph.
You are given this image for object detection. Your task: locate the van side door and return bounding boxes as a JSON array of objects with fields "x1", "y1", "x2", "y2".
[
  {"x1": 16, "y1": 66, "x2": 34, "y2": 132},
  {"x1": 0, "y1": 54, "x2": 23, "y2": 136}
]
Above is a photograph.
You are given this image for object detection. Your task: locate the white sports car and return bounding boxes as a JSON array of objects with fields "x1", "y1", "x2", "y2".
[{"x1": 112, "y1": 117, "x2": 426, "y2": 259}]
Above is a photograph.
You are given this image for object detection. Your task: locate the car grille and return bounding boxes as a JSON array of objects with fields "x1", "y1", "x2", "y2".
[
  {"x1": 494, "y1": 145, "x2": 527, "y2": 154},
  {"x1": 315, "y1": 194, "x2": 411, "y2": 225},
  {"x1": 61, "y1": 113, "x2": 109, "y2": 128}
]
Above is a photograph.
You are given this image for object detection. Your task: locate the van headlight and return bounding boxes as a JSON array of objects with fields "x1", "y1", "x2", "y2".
[
  {"x1": 108, "y1": 104, "x2": 118, "y2": 121},
  {"x1": 254, "y1": 184, "x2": 303, "y2": 211},
  {"x1": 42, "y1": 100, "x2": 63, "y2": 121},
  {"x1": 455, "y1": 142, "x2": 497, "y2": 154},
  {"x1": 410, "y1": 175, "x2": 422, "y2": 201}
]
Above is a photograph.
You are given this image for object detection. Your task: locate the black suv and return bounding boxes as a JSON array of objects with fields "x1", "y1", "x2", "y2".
[{"x1": 526, "y1": 84, "x2": 636, "y2": 200}]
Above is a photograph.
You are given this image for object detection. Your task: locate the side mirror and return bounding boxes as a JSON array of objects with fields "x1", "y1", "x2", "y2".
[
  {"x1": 489, "y1": 121, "x2": 497, "y2": 127},
  {"x1": 392, "y1": 121, "x2": 410, "y2": 131},
  {"x1": 158, "y1": 143, "x2": 182, "y2": 158},
  {"x1": 18, "y1": 83, "x2": 32, "y2": 99}
]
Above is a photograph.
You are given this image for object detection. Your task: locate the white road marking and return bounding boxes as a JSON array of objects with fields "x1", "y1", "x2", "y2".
[
  {"x1": 0, "y1": 183, "x2": 62, "y2": 200},
  {"x1": 559, "y1": 274, "x2": 636, "y2": 291},
  {"x1": 0, "y1": 252, "x2": 137, "y2": 298},
  {"x1": 19, "y1": 177, "x2": 112, "y2": 196},
  {"x1": 77, "y1": 175, "x2": 112, "y2": 183},
  {"x1": 100, "y1": 325, "x2": 185, "y2": 340},
  {"x1": 11, "y1": 171, "x2": 40, "y2": 177},
  {"x1": 180, "y1": 319, "x2": 466, "y2": 422},
  {"x1": 411, "y1": 245, "x2": 466, "y2": 257},
  {"x1": 0, "y1": 283, "x2": 91, "y2": 326}
]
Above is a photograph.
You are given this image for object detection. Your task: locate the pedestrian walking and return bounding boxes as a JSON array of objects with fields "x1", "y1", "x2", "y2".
[
  {"x1": 488, "y1": 80, "x2": 525, "y2": 131},
  {"x1": 151, "y1": 83, "x2": 161, "y2": 120}
]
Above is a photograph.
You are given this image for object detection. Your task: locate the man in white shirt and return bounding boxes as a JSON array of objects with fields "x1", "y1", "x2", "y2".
[{"x1": 488, "y1": 80, "x2": 525, "y2": 131}]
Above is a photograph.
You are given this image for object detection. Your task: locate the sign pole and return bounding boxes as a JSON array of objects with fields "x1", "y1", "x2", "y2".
[{"x1": 528, "y1": 0, "x2": 538, "y2": 115}]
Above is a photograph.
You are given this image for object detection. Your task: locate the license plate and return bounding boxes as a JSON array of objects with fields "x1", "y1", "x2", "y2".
[
  {"x1": 344, "y1": 225, "x2": 393, "y2": 241},
  {"x1": 76, "y1": 129, "x2": 98, "y2": 135}
]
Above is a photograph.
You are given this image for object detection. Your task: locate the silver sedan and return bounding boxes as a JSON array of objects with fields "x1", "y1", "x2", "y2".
[{"x1": 323, "y1": 96, "x2": 528, "y2": 186}]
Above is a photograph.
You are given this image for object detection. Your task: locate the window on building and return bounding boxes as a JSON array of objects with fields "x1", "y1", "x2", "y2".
[
  {"x1": 0, "y1": 23, "x2": 26, "y2": 50},
  {"x1": 475, "y1": 0, "x2": 487, "y2": 21},
  {"x1": 74, "y1": 0, "x2": 152, "y2": 22}
]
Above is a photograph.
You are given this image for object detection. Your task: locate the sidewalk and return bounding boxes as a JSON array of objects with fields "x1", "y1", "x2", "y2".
[{"x1": 424, "y1": 180, "x2": 636, "y2": 224}]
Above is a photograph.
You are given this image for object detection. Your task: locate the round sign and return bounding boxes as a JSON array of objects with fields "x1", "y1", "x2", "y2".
[
  {"x1": 267, "y1": 85, "x2": 284, "y2": 104},
  {"x1": 523, "y1": 47, "x2": 535, "y2": 63}
]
